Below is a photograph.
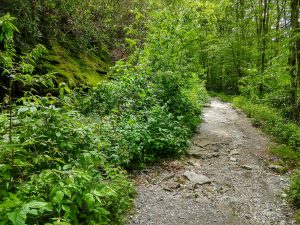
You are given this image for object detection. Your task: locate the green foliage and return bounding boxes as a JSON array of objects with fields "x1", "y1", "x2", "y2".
[
  {"x1": 289, "y1": 170, "x2": 300, "y2": 209},
  {"x1": 0, "y1": 13, "x2": 19, "y2": 49},
  {"x1": 0, "y1": 99, "x2": 134, "y2": 224},
  {"x1": 0, "y1": 15, "x2": 134, "y2": 225},
  {"x1": 0, "y1": 0, "x2": 148, "y2": 88},
  {"x1": 1, "y1": 0, "x2": 136, "y2": 49},
  {"x1": 271, "y1": 145, "x2": 300, "y2": 169},
  {"x1": 79, "y1": 0, "x2": 208, "y2": 167}
]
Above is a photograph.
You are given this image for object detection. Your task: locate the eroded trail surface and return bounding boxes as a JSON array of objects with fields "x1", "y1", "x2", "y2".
[{"x1": 127, "y1": 99, "x2": 297, "y2": 225}]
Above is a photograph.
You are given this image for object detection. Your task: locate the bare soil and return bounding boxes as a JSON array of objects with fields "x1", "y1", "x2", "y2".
[{"x1": 126, "y1": 99, "x2": 297, "y2": 225}]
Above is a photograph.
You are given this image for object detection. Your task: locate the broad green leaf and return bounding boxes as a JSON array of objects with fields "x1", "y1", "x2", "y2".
[
  {"x1": 26, "y1": 201, "x2": 48, "y2": 209},
  {"x1": 7, "y1": 211, "x2": 26, "y2": 225}
]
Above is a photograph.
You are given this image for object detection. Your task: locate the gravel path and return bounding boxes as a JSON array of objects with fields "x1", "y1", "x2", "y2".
[{"x1": 126, "y1": 99, "x2": 297, "y2": 225}]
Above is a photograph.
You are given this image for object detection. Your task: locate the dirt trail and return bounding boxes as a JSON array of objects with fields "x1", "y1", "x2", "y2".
[{"x1": 127, "y1": 99, "x2": 297, "y2": 225}]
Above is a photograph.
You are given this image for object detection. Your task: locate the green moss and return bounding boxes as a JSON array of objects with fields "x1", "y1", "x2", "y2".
[{"x1": 39, "y1": 41, "x2": 111, "y2": 87}]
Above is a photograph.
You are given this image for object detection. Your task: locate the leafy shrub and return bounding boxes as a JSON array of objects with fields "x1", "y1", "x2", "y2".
[
  {"x1": 0, "y1": 97, "x2": 135, "y2": 225},
  {"x1": 0, "y1": 14, "x2": 134, "y2": 225},
  {"x1": 78, "y1": 1, "x2": 208, "y2": 167}
]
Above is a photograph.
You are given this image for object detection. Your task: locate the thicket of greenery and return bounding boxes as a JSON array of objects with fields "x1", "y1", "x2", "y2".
[{"x1": 0, "y1": 1, "x2": 207, "y2": 224}]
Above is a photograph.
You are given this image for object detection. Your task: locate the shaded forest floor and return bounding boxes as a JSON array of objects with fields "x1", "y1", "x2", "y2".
[{"x1": 127, "y1": 99, "x2": 297, "y2": 225}]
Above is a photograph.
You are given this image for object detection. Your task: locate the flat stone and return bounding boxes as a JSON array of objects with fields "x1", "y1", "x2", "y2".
[
  {"x1": 240, "y1": 165, "x2": 253, "y2": 170},
  {"x1": 281, "y1": 193, "x2": 288, "y2": 198},
  {"x1": 230, "y1": 157, "x2": 237, "y2": 162},
  {"x1": 162, "y1": 186, "x2": 172, "y2": 192},
  {"x1": 184, "y1": 171, "x2": 211, "y2": 185},
  {"x1": 230, "y1": 149, "x2": 240, "y2": 155},
  {"x1": 211, "y1": 152, "x2": 220, "y2": 158}
]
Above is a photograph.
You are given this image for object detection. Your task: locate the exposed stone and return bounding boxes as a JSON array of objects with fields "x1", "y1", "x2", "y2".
[
  {"x1": 230, "y1": 149, "x2": 240, "y2": 155},
  {"x1": 281, "y1": 193, "x2": 288, "y2": 198},
  {"x1": 211, "y1": 152, "x2": 220, "y2": 158},
  {"x1": 240, "y1": 165, "x2": 253, "y2": 170},
  {"x1": 184, "y1": 171, "x2": 211, "y2": 185},
  {"x1": 230, "y1": 157, "x2": 237, "y2": 162}
]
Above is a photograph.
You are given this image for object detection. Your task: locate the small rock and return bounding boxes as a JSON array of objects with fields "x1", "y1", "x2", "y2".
[
  {"x1": 183, "y1": 193, "x2": 194, "y2": 199},
  {"x1": 230, "y1": 157, "x2": 237, "y2": 162},
  {"x1": 230, "y1": 149, "x2": 240, "y2": 155},
  {"x1": 281, "y1": 193, "x2": 288, "y2": 198},
  {"x1": 194, "y1": 198, "x2": 202, "y2": 203},
  {"x1": 162, "y1": 186, "x2": 172, "y2": 192},
  {"x1": 268, "y1": 164, "x2": 284, "y2": 172},
  {"x1": 212, "y1": 152, "x2": 220, "y2": 158},
  {"x1": 240, "y1": 165, "x2": 253, "y2": 170},
  {"x1": 189, "y1": 152, "x2": 203, "y2": 159},
  {"x1": 184, "y1": 171, "x2": 211, "y2": 185},
  {"x1": 164, "y1": 181, "x2": 181, "y2": 190},
  {"x1": 245, "y1": 215, "x2": 251, "y2": 219}
]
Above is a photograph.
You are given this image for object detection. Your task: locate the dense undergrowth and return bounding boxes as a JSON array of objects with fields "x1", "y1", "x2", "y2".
[{"x1": 0, "y1": 1, "x2": 207, "y2": 224}]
